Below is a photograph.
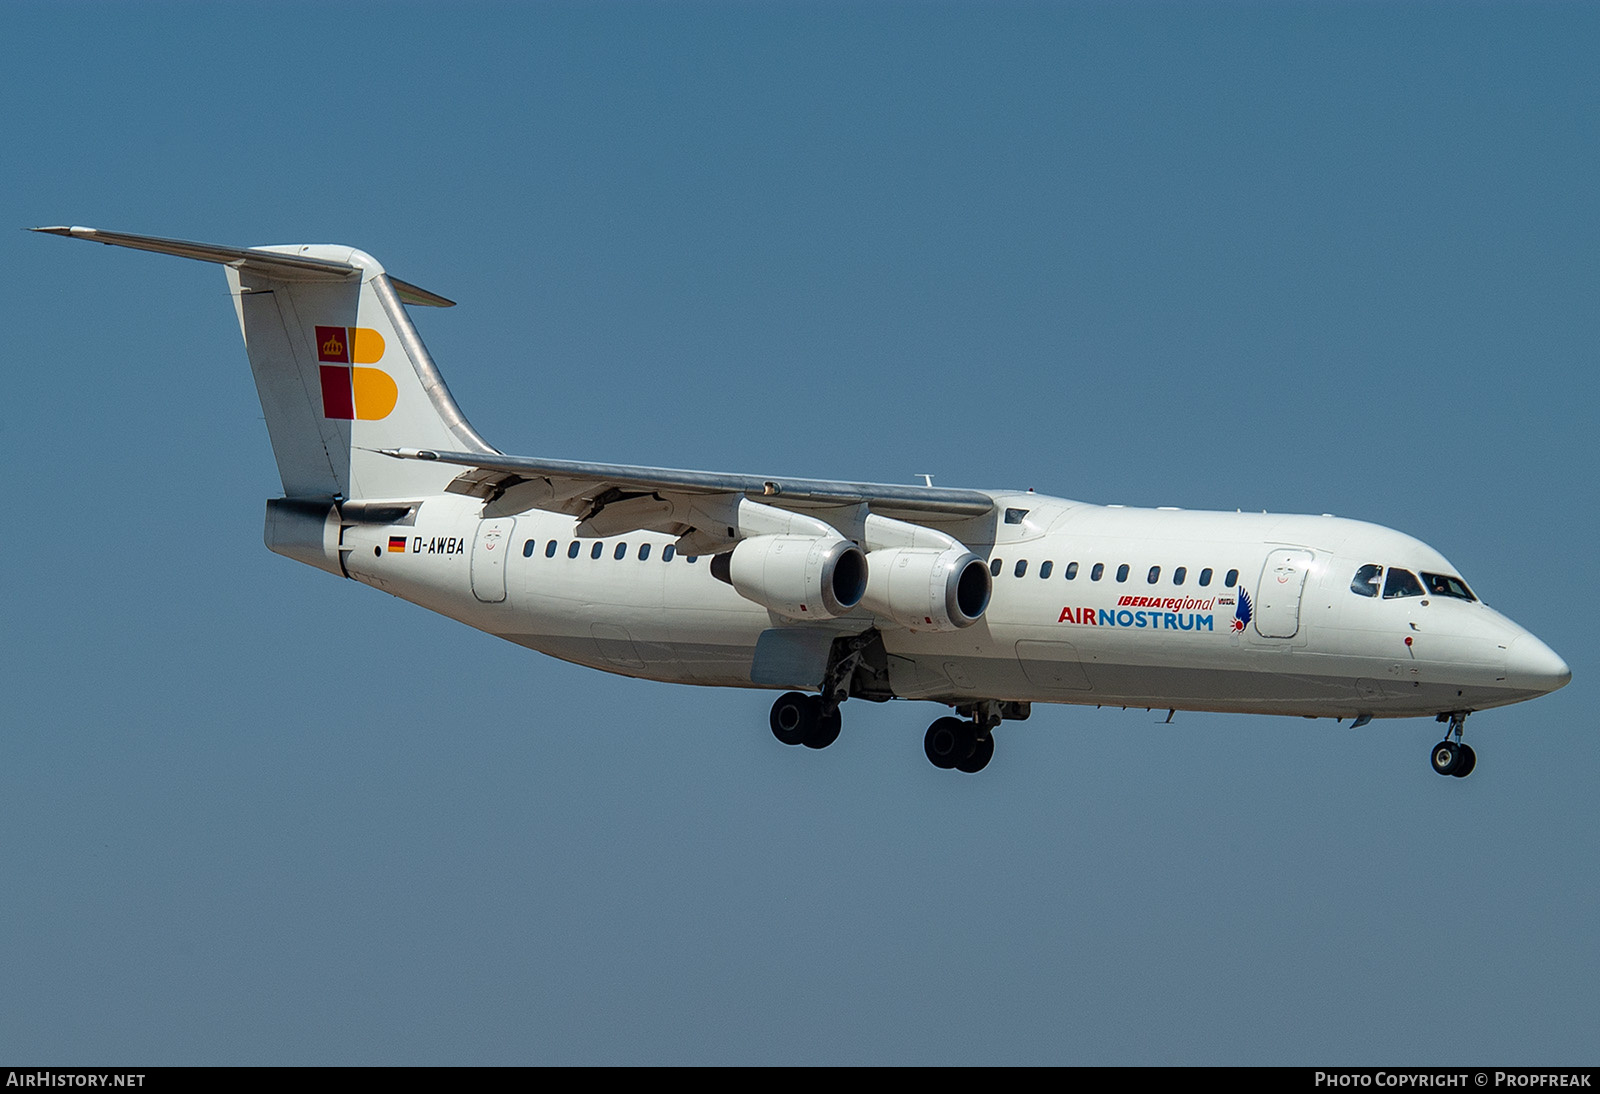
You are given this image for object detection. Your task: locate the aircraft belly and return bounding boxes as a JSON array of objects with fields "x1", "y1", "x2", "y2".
[
  {"x1": 504, "y1": 632, "x2": 763, "y2": 687},
  {"x1": 878, "y1": 610, "x2": 1468, "y2": 715},
  {"x1": 1015, "y1": 640, "x2": 1093, "y2": 691},
  {"x1": 661, "y1": 603, "x2": 771, "y2": 684},
  {"x1": 519, "y1": 560, "x2": 774, "y2": 685}
]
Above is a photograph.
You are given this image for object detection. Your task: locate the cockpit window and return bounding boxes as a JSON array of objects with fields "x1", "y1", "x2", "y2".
[
  {"x1": 1421, "y1": 572, "x2": 1477, "y2": 601},
  {"x1": 1350, "y1": 564, "x2": 1382, "y2": 597},
  {"x1": 1383, "y1": 568, "x2": 1425, "y2": 599}
]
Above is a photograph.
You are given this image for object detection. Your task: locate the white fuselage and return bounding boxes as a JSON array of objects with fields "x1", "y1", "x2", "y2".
[{"x1": 336, "y1": 489, "x2": 1566, "y2": 721}]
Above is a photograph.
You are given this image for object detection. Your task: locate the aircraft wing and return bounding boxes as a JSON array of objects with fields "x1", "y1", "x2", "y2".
[{"x1": 379, "y1": 446, "x2": 996, "y2": 546}]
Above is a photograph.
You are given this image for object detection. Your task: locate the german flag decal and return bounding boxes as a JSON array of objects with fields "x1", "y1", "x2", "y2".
[{"x1": 388, "y1": 536, "x2": 408, "y2": 553}]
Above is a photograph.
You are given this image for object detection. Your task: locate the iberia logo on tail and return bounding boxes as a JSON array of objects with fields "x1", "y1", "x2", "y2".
[{"x1": 315, "y1": 325, "x2": 397, "y2": 420}]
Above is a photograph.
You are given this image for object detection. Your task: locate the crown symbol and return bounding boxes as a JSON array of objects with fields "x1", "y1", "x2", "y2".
[{"x1": 322, "y1": 331, "x2": 346, "y2": 356}]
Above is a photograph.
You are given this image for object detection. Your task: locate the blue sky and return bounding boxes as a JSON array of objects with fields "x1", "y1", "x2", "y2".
[{"x1": 4, "y1": 2, "x2": 1596, "y2": 1064}]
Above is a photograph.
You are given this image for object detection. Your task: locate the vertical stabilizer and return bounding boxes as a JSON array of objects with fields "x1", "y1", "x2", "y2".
[
  {"x1": 225, "y1": 246, "x2": 495, "y2": 500},
  {"x1": 34, "y1": 227, "x2": 495, "y2": 502}
]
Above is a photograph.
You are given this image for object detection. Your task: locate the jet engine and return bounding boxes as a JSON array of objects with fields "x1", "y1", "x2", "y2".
[
  {"x1": 717, "y1": 534, "x2": 869, "y2": 620},
  {"x1": 860, "y1": 546, "x2": 992, "y2": 631}
]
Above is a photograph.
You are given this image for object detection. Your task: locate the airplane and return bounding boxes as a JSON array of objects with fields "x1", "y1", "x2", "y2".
[{"x1": 34, "y1": 226, "x2": 1571, "y2": 777}]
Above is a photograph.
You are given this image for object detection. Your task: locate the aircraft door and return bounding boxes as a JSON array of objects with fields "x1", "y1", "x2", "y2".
[
  {"x1": 471, "y1": 517, "x2": 515, "y2": 603},
  {"x1": 1254, "y1": 549, "x2": 1314, "y2": 639}
]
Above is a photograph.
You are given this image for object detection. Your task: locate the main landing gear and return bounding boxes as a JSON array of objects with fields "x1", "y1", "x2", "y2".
[
  {"x1": 767, "y1": 634, "x2": 867, "y2": 751},
  {"x1": 769, "y1": 691, "x2": 842, "y2": 750},
  {"x1": 768, "y1": 677, "x2": 1024, "y2": 774},
  {"x1": 1430, "y1": 711, "x2": 1477, "y2": 778},
  {"x1": 923, "y1": 717, "x2": 994, "y2": 773},
  {"x1": 923, "y1": 700, "x2": 1025, "y2": 774}
]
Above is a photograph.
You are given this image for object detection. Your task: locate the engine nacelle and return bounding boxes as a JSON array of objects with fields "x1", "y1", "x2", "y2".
[
  {"x1": 721, "y1": 534, "x2": 868, "y2": 620},
  {"x1": 860, "y1": 547, "x2": 991, "y2": 631}
]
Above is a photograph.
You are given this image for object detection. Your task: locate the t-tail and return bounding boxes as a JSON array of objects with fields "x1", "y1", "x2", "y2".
[{"x1": 32, "y1": 226, "x2": 497, "y2": 573}]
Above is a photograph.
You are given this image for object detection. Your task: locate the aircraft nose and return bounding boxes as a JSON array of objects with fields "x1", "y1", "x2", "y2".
[{"x1": 1506, "y1": 633, "x2": 1572, "y2": 695}]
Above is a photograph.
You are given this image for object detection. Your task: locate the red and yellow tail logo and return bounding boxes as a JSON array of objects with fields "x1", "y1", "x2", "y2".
[{"x1": 316, "y1": 325, "x2": 397, "y2": 420}]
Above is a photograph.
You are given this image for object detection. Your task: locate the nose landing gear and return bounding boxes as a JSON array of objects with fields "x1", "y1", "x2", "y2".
[{"x1": 1429, "y1": 711, "x2": 1477, "y2": 778}]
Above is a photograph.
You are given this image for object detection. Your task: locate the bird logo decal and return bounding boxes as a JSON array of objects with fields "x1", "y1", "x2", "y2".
[{"x1": 1232, "y1": 586, "x2": 1253, "y2": 633}]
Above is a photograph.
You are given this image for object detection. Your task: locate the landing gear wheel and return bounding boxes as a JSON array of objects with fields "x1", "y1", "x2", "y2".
[
  {"x1": 955, "y1": 732, "x2": 994, "y2": 773},
  {"x1": 1430, "y1": 740, "x2": 1461, "y2": 776},
  {"x1": 803, "y1": 708, "x2": 842, "y2": 750},
  {"x1": 1432, "y1": 711, "x2": 1478, "y2": 779},
  {"x1": 924, "y1": 717, "x2": 975, "y2": 770},
  {"x1": 770, "y1": 692, "x2": 813, "y2": 747}
]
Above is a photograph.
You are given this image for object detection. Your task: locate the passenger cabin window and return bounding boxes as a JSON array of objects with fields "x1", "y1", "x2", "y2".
[
  {"x1": 638, "y1": 543, "x2": 651, "y2": 561},
  {"x1": 990, "y1": 559, "x2": 1003, "y2": 577},
  {"x1": 567, "y1": 541, "x2": 581, "y2": 559},
  {"x1": 663, "y1": 545, "x2": 676, "y2": 561},
  {"x1": 1039, "y1": 561, "x2": 1053, "y2": 579},
  {"x1": 1147, "y1": 566, "x2": 1160, "y2": 584},
  {"x1": 1421, "y1": 572, "x2": 1476, "y2": 601},
  {"x1": 1351, "y1": 564, "x2": 1383, "y2": 597},
  {"x1": 1225, "y1": 569, "x2": 1238, "y2": 588},
  {"x1": 523, "y1": 539, "x2": 536, "y2": 558},
  {"x1": 614, "y1": 543, "x2": 628, "y2": 560},
  {"x1": 591, "y1": 542, "x2": 604, "y2": 560},
  {"x1": 1198, "y1": 568, "x2": 1213, "y2": 587},
  {"x1": 1383, "y1": 568, "x2": 1425, "y2": 599},
  {"x1": 1173, "y1": 566, "x2": 1186, "y2": 586},
  {"x1": 545, "y1": 540, "x2": 558, "y2": 558},
  {"x1": 1014, "y1": 560, "x2": 1028, "y2": 578},
  {"x1": 686, "y1": 555, "x2": 699, "y2": 564},
  {"x1": 1091, "y1": 563, "x2": 1104, "y2": 581},
  {"x1": 1116, "y1": 564, "x2": 1130, "y2": 583},
  {"x1": 1065, "y1": 562, "x2": 1079, "y2": 580}
]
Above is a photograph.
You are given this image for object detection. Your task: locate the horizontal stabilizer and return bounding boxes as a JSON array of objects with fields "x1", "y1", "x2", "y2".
[{"x1": 29, "y1": 226, "x2": 454, "y2": 307}]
